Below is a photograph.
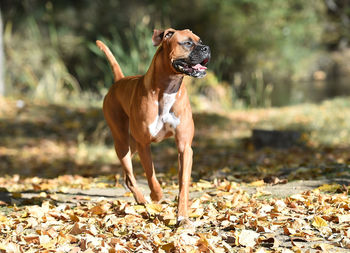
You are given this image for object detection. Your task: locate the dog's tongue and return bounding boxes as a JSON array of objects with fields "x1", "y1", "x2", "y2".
[{"x1": 192, "y1": 64, "x2": 207, "y2": 71}]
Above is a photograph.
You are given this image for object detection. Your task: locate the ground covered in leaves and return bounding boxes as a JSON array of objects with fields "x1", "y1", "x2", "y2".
[
  {"x1": 1, "y1": 96, "x2": 350, "y2": 252},
  {"x1": 1, "y1": 177, "x2": 350, "y2": 252}
]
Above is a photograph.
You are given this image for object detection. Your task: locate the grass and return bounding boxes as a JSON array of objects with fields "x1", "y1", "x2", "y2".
[
  {"x1": 4, "y1": 19, "x2": 81, "y2": 102},
  {"x1": 4, "y1": 18, "x2": 272, "y2": 109},
  {"x1": 251, "y1": 96, "x2": 350, "y2": 146}
]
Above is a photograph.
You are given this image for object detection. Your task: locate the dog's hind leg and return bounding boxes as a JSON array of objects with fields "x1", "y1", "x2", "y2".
[
  {"x1": 116, "y1": 143, "x2": 146, "y2": 204},
  {"x1": 129, "y1": 134, "x2": 137, "y2": 157},
  {"x1": 136, "y1": 142, "x2": 163, "y2": 202},
  {"x1": 104, "y1": 98, "x2": 146, "y2": 204}
]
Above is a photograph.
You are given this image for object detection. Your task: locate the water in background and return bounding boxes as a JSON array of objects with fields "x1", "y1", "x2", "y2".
[{"x1": 271, "y1": 76, "x2": 350, "y2": 106}]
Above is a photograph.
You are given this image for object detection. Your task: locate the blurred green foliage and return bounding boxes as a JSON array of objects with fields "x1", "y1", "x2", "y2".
[
  {"x1": 1, "y1": 0, "x2": 350, "y2": 107},
  {"x1": 4, "y1": 18, "x2": 80, "y2": 101}
]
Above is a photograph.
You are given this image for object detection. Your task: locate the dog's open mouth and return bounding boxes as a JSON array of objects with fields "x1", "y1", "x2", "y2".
[{"x1": 173, "y1": 58, "x2": 209, "y2": 78}]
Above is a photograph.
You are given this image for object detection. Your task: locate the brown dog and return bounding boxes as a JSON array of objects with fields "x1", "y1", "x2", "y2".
[{"x1": 96, "y1": 28, "x2": 210, "y2": 226}]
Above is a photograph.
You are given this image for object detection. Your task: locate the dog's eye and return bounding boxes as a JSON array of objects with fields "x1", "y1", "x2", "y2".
[{"x1": 184, "y1": 41, "x2": 193, "y2": 47}]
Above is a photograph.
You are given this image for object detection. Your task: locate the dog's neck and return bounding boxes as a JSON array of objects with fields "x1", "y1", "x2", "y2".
[{"x1": 144, "y1": 46, "x2": 184, "y2": 95}]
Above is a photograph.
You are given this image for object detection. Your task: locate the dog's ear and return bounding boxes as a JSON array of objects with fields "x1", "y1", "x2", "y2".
[
  {"x1": 152, "y1": 29, "x2": 175, "y2": 46},
  {"x1": 152, "y1": 29, "x2": 164, "y2": 46}
]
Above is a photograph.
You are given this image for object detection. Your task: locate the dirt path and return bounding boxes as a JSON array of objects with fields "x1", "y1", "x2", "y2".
[{"x1": 11, "y1": 178, "x2": 349, "y2": 205}]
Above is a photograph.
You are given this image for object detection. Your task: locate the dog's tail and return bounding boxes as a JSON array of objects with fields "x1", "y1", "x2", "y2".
[{"x1": 96, "y1": 40, "x2": 124, "y2": 82}]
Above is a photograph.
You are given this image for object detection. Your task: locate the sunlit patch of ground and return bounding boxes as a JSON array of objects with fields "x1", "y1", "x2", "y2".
[{"x1": 1, "y1": 96, "x2": 350, "y2": 181}]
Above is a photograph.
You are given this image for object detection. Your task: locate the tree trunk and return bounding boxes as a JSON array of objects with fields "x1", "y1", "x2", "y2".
[{"x1": 0, "y1": 10, "x2": 4, "y2": 96}]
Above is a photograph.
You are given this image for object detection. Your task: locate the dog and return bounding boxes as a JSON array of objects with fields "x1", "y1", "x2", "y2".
[{"x1": 96, "y1": 28, "x2": 210, "y2": 226}]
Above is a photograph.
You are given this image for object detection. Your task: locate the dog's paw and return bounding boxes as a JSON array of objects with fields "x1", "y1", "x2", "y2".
[
  {"x1": 150, "y1": 190, "x2": 163, "y2": 202},
  {"x1": 134, "y1": 194, "x2": 147, "y2": 205},
  {"x1": 176, "y1": 216, "x2": 194, "y2": 229}
]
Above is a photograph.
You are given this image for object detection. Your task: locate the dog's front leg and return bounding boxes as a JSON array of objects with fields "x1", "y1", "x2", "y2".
[{"x1": 176, "y1": 142, "x2": 193, "y2": 226}]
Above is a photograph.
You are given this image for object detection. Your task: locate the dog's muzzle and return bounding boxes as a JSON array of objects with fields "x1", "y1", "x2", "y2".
[{"x1": 173, "y1": 45, "x2": 211, "y2": 78}]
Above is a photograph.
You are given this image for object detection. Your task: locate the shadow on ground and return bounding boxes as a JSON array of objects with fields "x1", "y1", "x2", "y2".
[{"x1": 1, "y1": 98, "x2": 350, "y2": 185}]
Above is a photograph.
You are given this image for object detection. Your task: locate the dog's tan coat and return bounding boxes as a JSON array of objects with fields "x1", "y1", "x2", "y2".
[{"x1": 97, "y1": 28, "x2": 204, "y2": 226}]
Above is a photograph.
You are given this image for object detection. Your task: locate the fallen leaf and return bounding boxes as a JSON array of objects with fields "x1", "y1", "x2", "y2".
[
  {"x1": 39, "y1": 234, "x2": 51, "y2": 245},
  {"x1": 336, "y1": 214, "x2": 350, "y2": 224},
  {"x1": 289, "y1": 194, "x2": 305, "y2": 201},
  {"x1": 43, "y1": 227, "x2": 59, "y2": 238},
  {"x1": 90, "y1": 205, "x2": 105, "y2": 215},
  {"x1": 312, "y1": 216, "x2": 328, "y2": 228},
  {"x1": 194, "y1": 179, "x2": 213, "y2": 189},
  {"x1": 283, "y1": 226, "x2": 296, "y2": 236},
  {"x1": 317, "y1": 184, "x2": 341, "y2": 193},
  {"x1": 12, "y1": 192, "x2": 22, "y2": 198},
  {"x1": 238, "y1": 229, "x2": 259, "y2": 247},
  {"x1": 249, "y1": 180, "x2": 265, "y2": 187},
  {"x1": 23, "y1": 235, "x2": 40, "y2": 244},
  {"x1": 341, "y1": 237, "x2": 350, "y2": 249},
  {"x1": 161, "y1": 242, "x2": 176, "y2": 251},
  {"x1": 124, "y1": 205, "x2": 137, "y2": 215},
  {"x1": 145, "y1": 203, "x2": 163, "y2": 215},
  {"x1": 259, "y1": 237, "x2": 279, "y2": 248},
  {"x1": 69, "y1": 213, "x2": 80, "y2": 222},
  {"x1": 70, "y1": 222, "x2": 84, "y2": 235},
  {"x1": 313, "y1": 243, "x2": 334, "y2": 251}
]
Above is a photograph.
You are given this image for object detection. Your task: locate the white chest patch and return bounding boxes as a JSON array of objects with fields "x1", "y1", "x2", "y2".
[{"x1": 148, "y1": 93, "x2": 180, "y2": 137}]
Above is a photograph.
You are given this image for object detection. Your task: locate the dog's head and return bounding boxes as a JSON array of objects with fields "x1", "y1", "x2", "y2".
[{"x1": 152, "y1": 28, "x2": 211, "y2": 78}]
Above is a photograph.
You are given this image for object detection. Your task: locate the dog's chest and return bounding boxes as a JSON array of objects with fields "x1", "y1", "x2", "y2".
[{"x1": 148, "y1": 93, "x2": 180, "y2": 140}]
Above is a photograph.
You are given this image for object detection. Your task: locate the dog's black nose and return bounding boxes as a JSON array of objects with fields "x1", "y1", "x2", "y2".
[{"x1": 201, "y1": 46, "x2": 209, "y2": 52}]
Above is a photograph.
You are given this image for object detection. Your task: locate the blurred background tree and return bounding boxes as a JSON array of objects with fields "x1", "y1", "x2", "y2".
[
  {"x1": 0, "y1": 9, "x2": 4, "y2": 96},
  {"x1": 1, "y1": 0, "x2": 350, "y2": 107}
]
